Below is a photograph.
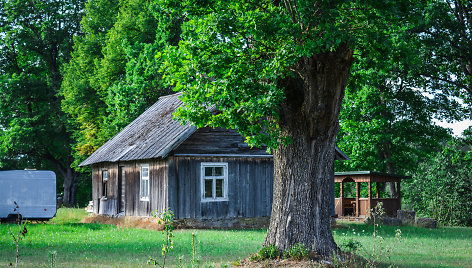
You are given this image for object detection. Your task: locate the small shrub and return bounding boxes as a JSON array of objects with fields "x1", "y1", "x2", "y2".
[
  {"x1": 249, "y1": 244, "x2": 280, "y2": 262},
  {"x1": 148, "y1": 208, "x2": 175, "y2": 268},
  {"x1": 340, "y1": 238, "x2": 362, "y2": 253},
  {"x1": 283, "y1": 243, "x2": 309, "y2": 260},
  {"x1": 9, "y1": 201, "x2": 29, "y2": 268},
  {"x1": 259, "y1": 244, "x2": 279, "y2": 259}
]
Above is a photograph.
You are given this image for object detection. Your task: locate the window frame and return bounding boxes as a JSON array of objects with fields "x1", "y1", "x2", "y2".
[
  {"x1": 200, "y1": 162, "x2": 228, "y2": 202},
  {"x1": 101, "y1": 169, "x2": 108, "y2": 199},
  {"x1": 140, "y1": 164, "x2": 150, "y2": 201}
]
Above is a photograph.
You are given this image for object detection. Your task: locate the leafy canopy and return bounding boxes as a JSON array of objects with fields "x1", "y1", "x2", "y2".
[{"x1": 156, "y1": 0, "x2": 412, "y2": 148}]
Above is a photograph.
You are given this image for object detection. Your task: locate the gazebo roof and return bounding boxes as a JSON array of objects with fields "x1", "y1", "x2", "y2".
[{"x1": 334, "y1": 171, "x2": 410, "y2": 183}]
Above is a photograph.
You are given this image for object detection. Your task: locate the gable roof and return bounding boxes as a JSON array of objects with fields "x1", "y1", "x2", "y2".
[
  {"x1": 80, "y1": 92, "x2": 349, "y2": 166},
  {"x1": 80, "y1": 93, "x2": 195, "y2": 166}
]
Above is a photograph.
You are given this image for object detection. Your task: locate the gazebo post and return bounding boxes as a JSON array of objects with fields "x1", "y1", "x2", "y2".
[
  {"x1": 340, "y1": 181, "x2": 344, "y2": 216},
  {"x1": 355, "y1": 181, "x2": 360, "y2": 217},
  {"x1": 397, "y1": 181, "x2": 401, "y2": 211},
  {"x1": 376, "y1": 182, "x2": 380, "y2": 198},
  {"x1": 368, "y1": 181, "x2": 372, "y2": 215}
]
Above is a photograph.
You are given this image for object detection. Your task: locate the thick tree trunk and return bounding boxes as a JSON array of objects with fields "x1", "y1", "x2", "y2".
[
  {"x1": 45, "y1": 152, "x2": 77, "y2": 207},
  {"x1": 377, "y1": 143, "x2": 398, "y2": 198},
  {"x1": 62, "y1": 167, "x2": 77, "y2": 207},
  {"x1": 264, "y1": 45, "x2": 353, "y2": 256}
]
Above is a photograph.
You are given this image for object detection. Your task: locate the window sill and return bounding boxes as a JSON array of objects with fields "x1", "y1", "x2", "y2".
[
  {"x1": 140, "y1": 198, "x2": 150, "y2": 202},
  {"x1": 100, "y1": 197, "x2": 108, "y2": 201},
  {"x1": 201, "y1": 198, "x2": 228, "y2": 203}
]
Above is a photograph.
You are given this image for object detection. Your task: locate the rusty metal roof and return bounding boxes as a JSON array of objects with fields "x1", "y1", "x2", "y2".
[
  {"x1": 80, "y1": 92, "x2": 349, "y2": 166},
  {"x1": 79, "y1": 93, "x2": 196, "y2": 166}
]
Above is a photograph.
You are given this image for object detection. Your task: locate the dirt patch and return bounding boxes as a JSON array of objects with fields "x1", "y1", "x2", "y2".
[
  {"x1": 81, "y1": 214, "x2": 164, "y2": 231},
  {"x1": 236, "y1": 252, "x2": 364, "y2": 268}
]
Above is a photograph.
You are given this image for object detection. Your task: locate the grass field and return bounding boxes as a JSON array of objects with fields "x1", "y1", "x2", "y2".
[{"x1": 1, "y1": 208, "x2": 471, "y2": 267}]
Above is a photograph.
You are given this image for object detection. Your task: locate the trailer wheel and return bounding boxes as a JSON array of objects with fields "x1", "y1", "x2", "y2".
[{"x1": 6, "y1": 214, "x2": 22, "y2": 223}]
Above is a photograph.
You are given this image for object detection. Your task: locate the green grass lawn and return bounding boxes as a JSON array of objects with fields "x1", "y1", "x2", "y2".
[
  {"x1": 333, "y1": 222, "x2": 472, "y2": 268},
  {"x1": 1, "y1": 209, "x2": 471, "y2": 267}
]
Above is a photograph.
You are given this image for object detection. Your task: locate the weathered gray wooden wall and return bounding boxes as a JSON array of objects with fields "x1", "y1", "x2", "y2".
[
  {"x1": 92, "y1": 159, "x2": 168, "y2": 217},
  {"x1": 173, "y1": 127, "x2": 269, "y2": 155},
  {"x1": 92, "y1": 162, "x2": 118, "y2": 216},
  {"x1": 168, "y1": 156, "x2": 274, "y2": 219}
]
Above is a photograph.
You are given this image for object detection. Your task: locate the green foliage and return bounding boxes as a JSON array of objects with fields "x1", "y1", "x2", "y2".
[
  {"x1": 282, "y1": 243, "x2": 310, "y2": 260},
  {"x1": 8, "y1": 202, "x2": 29, "y2": 268},
  {"x1": 155, "y1": 0, "x2": 413, "y2": 149},
  {"x1": 149, "y1": 208, "x2": 175, "y2": 267},
  {"x1": 340, "y1": 238, "x2": 362, "y2": 253},
  {"x1": 250, "y1": 244, "x2": 279, "y2": 261},
  {"x1": 0, "y1": 0, "x2": 86, "y2": 205},
  {"x1": 61, "y1": 0, "x2": 169, "y2": 169},
  {"x1": 413, "y1": 0, "x2": 472, "y2": 109},
  {"x1": 259, "y1": 244, "x2": 279, "y2": 260},
  {"x1": 335, "y1": 3, "x2": 457, "y2": 177},
  {"x1": 75, "y1": 174, "x2": 93, "y2": 207},
  {"x1": 404, "y1": 139, "x2": 472, "y2": 226}
]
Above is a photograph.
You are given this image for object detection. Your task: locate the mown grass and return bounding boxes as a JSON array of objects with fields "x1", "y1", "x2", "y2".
[
  {"x1": 0, "y1": 208, "x2": 265, "y2": 267},
  {"x1": 333, "y1": 222, "x2": 472, "y2": 268},
  {"x1": 1, "y1": 208, "x2": 471, "y2": 267}
]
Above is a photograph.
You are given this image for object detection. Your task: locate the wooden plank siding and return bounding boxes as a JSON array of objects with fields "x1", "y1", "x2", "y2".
[
  {"x1": 92, "y1": 163, "x2": 118, "y2": 216},
  {"x1": 92, "y1": 159, "x2": 169, "y2": 217},
  {"x1": 168, "y1": 156, "x2": 274, "y2": 219}
]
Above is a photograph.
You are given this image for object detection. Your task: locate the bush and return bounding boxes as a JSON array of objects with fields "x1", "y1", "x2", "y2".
[
  {"x1": 249, "y1": 244, "x2": 279, "y2": 261},
  {"x1": 340, "y1": 238, "x2": 362, "y2": 253},
  {"x1": 404, "y1": 139, "x2": 472, "y2": 226},
  {"x1": 259, "y1": 244, "x2": 279, "y2": 259},
  {"x1": 283, "y1": 243, "x2": 310, "y2": 260}
]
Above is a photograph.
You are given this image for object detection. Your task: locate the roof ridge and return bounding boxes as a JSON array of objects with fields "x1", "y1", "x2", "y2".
[{"x1": 158, "y1": 92, "x2": 182, "y2": 100}]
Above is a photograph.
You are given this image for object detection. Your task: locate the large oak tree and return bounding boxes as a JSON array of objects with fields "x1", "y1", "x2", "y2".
[{"x1": 155, "y1": 0, "x2": 413, "y2": 254}]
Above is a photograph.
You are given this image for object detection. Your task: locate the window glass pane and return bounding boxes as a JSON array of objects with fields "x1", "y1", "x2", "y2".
[
  {"x1": 214, "y1": 167, "x2": 223, "y2": 176},
  {"x1": 215, "y1": 179, "x2": 224, "y2": 197},
  {"x1": 205, "y1": 167, "x2": 213, "y2": 176},
  {"x1": 103, "y1": 181, "x2": 107, "y2": 197},
  {"x1": 204, "y1": 179, "x2": 213, "y2": 198},
  {"x1": 140, "y1": 180, "x2": 144, "y2": 196},
  {"x1": 145, "y1": 180, "x2": 149, "y2": 197},
  {"x1": 103, "y1": 170, "x2": 108, "y2": 181},
  {"x1": 142, "y1": 167, "x2": 149, "y2": 178}
]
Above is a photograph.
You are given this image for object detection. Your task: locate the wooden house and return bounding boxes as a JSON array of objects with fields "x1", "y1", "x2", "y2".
[{"x1": 80, "y1": 93, "x2": 349, "y2": 220}]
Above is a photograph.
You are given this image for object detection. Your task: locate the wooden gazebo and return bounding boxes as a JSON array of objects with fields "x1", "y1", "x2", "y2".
[{"x1": 334, "y1": 171, "x2": 408, "y2": 218}]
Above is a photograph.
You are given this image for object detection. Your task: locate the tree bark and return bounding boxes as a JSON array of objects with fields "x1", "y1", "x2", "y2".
[
  {"x1": 62, "y1": 166, "x2": 77, "y2": 207},
  {"x1": 45, "y1": 152, "x2": 77, "y2": 206},
  {"x1": 264, "y1": 45, "x2": 353, "y2": 256},
  {"x1": 377, "y1": 142, "x2": 398, "y2": 198}
]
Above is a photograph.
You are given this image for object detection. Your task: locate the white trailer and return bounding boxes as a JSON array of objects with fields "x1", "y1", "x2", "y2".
[{"x1": 0, "y1": 170, "x2": 56, "y2": 220}]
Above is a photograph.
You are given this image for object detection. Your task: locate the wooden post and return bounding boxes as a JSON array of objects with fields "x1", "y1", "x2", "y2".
[
  {"x1": 355, "y1": 182, "x2": 360, "y2": 217},
  {"x1": 397, "y1": 181, "x2": 401, "y2": 210},
  {"x1": 376, "y1": 182, "x2": 379, "y2": 198},
  {"x1": 368, "y1": 181, "x2": 372, "y2": 215},
  {"x1": 340, "y1": 181, "x2": 344, "y2": 216}
]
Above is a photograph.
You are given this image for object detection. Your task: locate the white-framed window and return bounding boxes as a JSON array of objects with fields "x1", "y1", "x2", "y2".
[
  {"x1": 201, "y1": 162, "x2": 228, "y2": 202},
  {"x1": 102, "y1": 170, "x2": 108, "y2": 199},
  {"x1": 140, "y1": 164, "x2": 150, "y2": 201}
]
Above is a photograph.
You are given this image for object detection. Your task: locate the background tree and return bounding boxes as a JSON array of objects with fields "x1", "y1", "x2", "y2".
[
  {"x1": 153, "y1": 0, "x2": 414, "y2": 254},
  {"x1": 61, "y1": 0, "x2": 169, "y2": 169},
  {"x1": 0, "y1": 0, "x2": 85, "y2": 206},
  {"x1": 335, "y1": 15, "x2": 461, "y2": 197},
  {"x1": 404, "y1": 139, "x2": 472, "y2": 226},
  {"x1": 415, "y1": 0, "x2": 472, "y2": 110}
]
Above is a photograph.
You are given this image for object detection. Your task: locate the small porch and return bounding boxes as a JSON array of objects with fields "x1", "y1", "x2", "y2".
[{"x1": 334, "y1": 171, "x2": 407, "y2": 218}]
